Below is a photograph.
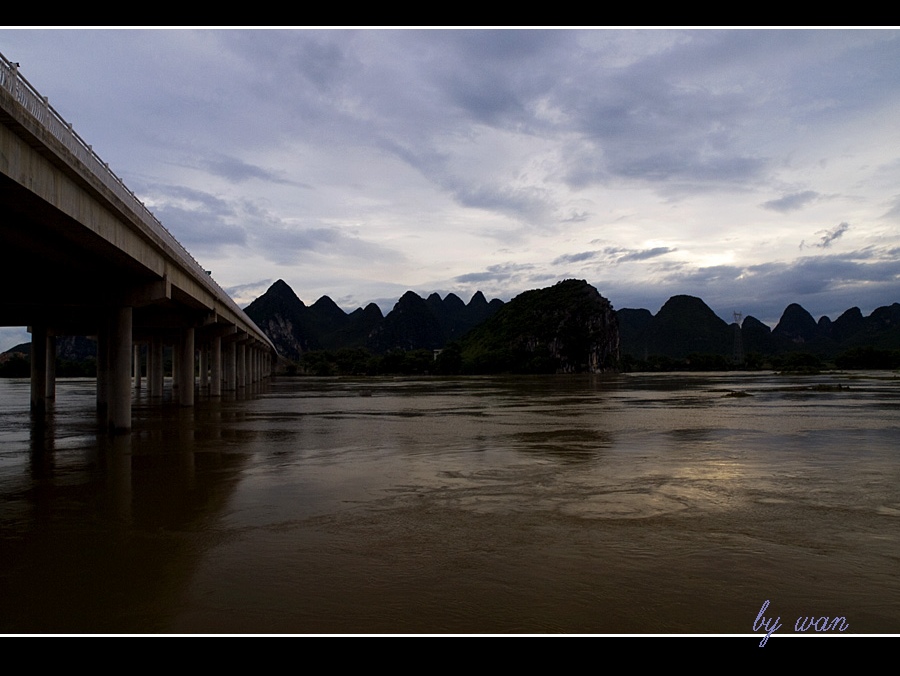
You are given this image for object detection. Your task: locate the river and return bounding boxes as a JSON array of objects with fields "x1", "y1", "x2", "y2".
[{"x1": 1, "y1": 371, "x2": 898, "y2": 634}]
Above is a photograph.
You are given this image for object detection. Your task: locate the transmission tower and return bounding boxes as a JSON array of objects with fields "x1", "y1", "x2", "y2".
[{"x1": 732, "y1": 311, "x2": 744, "y2": 365}]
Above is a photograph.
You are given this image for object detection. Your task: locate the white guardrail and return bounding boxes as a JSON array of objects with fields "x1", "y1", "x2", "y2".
[{"x1": 0, "y1": 52, "x2": 271, "y2": 346}]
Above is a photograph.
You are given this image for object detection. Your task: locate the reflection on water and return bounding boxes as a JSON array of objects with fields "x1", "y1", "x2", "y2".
[{"x1": 0, "y1": 372, "x2": 898, "y2": 633}]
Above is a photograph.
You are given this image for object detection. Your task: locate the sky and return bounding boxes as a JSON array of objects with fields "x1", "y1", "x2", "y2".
[{"x1": 2, "y1": 28, "x2": 899, "y2": 351}]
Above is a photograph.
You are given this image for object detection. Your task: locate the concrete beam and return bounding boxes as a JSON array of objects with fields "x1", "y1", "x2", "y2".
[{"x1": 125, "y1": 278, "x2": 171, "y2": 307}]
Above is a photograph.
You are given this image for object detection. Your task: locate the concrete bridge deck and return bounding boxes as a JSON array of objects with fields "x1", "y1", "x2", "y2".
[{"x1": 0, "y1": 53, "x2": 276, "y2": 431}]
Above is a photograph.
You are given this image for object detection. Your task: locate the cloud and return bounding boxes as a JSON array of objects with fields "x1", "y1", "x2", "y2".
[
  {"x1": 881, "y1": 195, "x2": 900, "y2": 221},
  {"x1": 561, "y1": 211, "x2": 590, "y2": 223},
  {"x1": 454, "y1": 262, "x2": 535, "y2": 284},
  {"x1": 449, "y1": 183, "x2": 552, "y2": 225},
  {"x1": 148, "y1": 184, "x2": 249, "y2": 254},
  {"x1": 231, "y1": 279, "x2": 274, "y2": 307},
  {"x1": 254, "y1": 225, "x2": 406, "y2": 267},
  {"x1": 639, "y1": 249, "x2": 900, "y2": 323},
  {"x1": 553, "y1": 251, "x2": 598, "y2": 265},
  {"x1": 815, "y1": 222, "x2": 849, "y2": 248},
  {"x1": 202, "y1": 155, "x2": 301, "y2": 186},
  {"x1": 762, "y1": 190, "x2": 820, "y2": 212},
  {"x1": 426, "y1": 30, "x2": 570, "y2": 127},
  {"x1": 616, "y1": 246, "x2": 676, "y2": 263},
  {"x1": 4, "y1": 29, "x2": 900, "y2": 326},
  {"x1": 554, "y1": 247, "x2": 675, "y2": 267}
]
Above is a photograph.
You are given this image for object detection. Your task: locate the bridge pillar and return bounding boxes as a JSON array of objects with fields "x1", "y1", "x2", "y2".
[
  {"x1": 30, "y1": 325, "x2": 48, "y2": 414},
  {"x1": 108, "y1": 306, "x2": 133, "y2": 433},
  {"x1": 199, "y1": 344, "x2": 208, "y2": 393},
  {"x1": 146, "y1": 341, "x2": 153, "y2": 394},
  {"x1": 224, "y1": 340, "x2": 236, "y2": 391},
  {"x1": 97, "y1": 321, "x2": 109, "y2": 413},
  {"x1": 172, "y1": 342, "x2": 180, "y2": 395},
  {"x1": 149, "y1": 337, "x2": 164, "y2": 397},
  {"x1": 237, "y1": 343, "x2": 246, "y2": 389},
  {"x1": 46, "y1": 333, "x2": 56, "y2": 400},
  {"x1": 210, "y1": 336, "x2": 222, "y2": 397},
  {"x1": 133, "y1": 344, "x2": 142, "y2": 390},
  {"x1": 178, "y1": 327, "x2": 194, "y2": 407}
]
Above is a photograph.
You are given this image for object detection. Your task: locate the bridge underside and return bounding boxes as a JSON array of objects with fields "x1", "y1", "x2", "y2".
[
  {"x1": 1, "y1": 170, "x2": 209, "y2": 331},
  {"x1": 0, "y1": 141, "x2": 274, "y2": 433}
]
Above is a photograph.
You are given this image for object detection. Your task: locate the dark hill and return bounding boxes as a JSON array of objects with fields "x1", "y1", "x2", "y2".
[
  {"x1": 830, "y1": 307, "x2": 865, "y2": 343},
  {"x1": 244, "y1": 279, "x2": 316, "y2": 360},
  {"x1": 644, "y1": 295, "x2": 732, "y2": 359},
  {"x1": 617, "y1": 298, "x2": 900, "y2": 364},
  {"x1": 741, "y1": 315, "x2": 776, "y2": 355},
  {"x1": 616, "y1": 308, "x2": 654, "y2": 359},
  {"x1": 458, "y1": 279, "x2": 619, "y2": 374},
  {"x1": 243, "y1": 280, "x2": 503, "y2": 358},
  {"x1": 369, "y1": 291, "x2": 446, "y2": 352},
  {"x1": 856, "y1": 303, "x2": 900, "y2": 350},
  {"x1": 773, "y1": 303, "x2": 820, "y2": 345},
  {"x1": 242, "y1": 281, "x2": 900, "y2": 368}
]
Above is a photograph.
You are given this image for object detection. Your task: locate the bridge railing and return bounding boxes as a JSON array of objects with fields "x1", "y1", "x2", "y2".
[{"x1": 0, "y1": 52, "x2": 272, "y2": 348}]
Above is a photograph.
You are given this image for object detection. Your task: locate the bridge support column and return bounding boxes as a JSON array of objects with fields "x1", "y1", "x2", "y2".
[
  {"x1": 146, "y1": 342, "x2": 153, "y2": 394},
  {"x1": 210, "y1": 336, "x2": 222, "y2": 397},
  {"x1": 30, "y1": 325, "x2": 48, "y2": 414},
  {"x1": 237, "y1": 343, "x2": 246, "y2": 389},
  {"x1": 172, "y1": 343, "x2": 180, "y2": 396},
  {"x1": 178, "y1": 328, "x2": 194, "y2": 407},
  {"x1": 97, "y1": 322, "x2": 109, "y2": 413},
  {"x1": 46, "y1": 334, "x2": 56, "y2": 400},
  {"x1": 149, "y1": 337, "x2": 163, "y2": 397},
  {"x1": 133, "y1": 344, "x2": 142, "y2": 390},
  {"x1": 225, "y1": 341, "x2": 236, "y2": 392},
  {"x1": 108, "y1": 306, "x2": 133, "y2": 433},
  {"x1": 199, "y1": 344, "x2": 208, "y2": 394}
]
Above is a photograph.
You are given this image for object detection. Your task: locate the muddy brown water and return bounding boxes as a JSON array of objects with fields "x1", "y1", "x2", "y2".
[{"x1": 1, "y1": 372, "x2": 897, "y2": 634}]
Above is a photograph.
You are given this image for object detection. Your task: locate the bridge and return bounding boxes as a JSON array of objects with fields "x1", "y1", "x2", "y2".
[{"x1": 0, "y1": 53, "x2": 276, "y2": 432}]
